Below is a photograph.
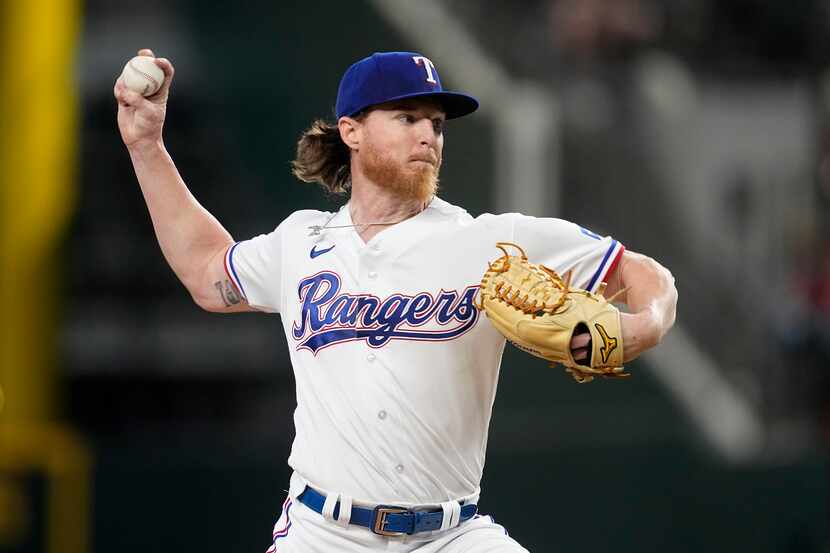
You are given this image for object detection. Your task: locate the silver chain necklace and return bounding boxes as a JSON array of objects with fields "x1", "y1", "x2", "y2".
[{"x1": 307, "y1": 204, "x2": 427, "y2": 236}]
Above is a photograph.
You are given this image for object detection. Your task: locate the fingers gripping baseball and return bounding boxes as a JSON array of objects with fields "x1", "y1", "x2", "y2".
[{"x1": 114, "y1": 48, "x2": 175, "y2": 148}]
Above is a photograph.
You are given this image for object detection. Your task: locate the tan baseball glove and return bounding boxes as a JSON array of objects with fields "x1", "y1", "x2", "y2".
[{"x1": 476, "y1": 242, "x2": 629, "y2": 383}]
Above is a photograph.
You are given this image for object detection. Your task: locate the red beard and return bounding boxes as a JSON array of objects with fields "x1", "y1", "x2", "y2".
[{"x1": 360, "y1": 140, "x2": 440, "y2": 203}]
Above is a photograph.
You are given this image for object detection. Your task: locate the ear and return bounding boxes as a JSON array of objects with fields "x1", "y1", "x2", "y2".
[{"x1": 338, "y1": 116, "x2": 362, "y2": 151}]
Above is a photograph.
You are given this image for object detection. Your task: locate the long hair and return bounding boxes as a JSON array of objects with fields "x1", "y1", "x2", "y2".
[{"x1": 292, "y1": 119, "x2": 354, "y2": 195}]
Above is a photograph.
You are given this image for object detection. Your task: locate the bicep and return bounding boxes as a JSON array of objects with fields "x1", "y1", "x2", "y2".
[
  {"x1": 193, "y1": 242, "x2": 259, "y2": 313},
  {"x1": 602, "y1": 249, "x2": 672, "y2": 305},
  {"x1": 602, "y1": 250, "x2": 636, "y2": 303}
]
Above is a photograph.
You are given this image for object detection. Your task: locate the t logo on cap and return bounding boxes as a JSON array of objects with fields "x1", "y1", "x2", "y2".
[
  {"x1": 412, "y1": 56, "x2": 438, "y2": 84},
  {"x1": 334, "y1": 51, "x2": 479, "y2": 120}
]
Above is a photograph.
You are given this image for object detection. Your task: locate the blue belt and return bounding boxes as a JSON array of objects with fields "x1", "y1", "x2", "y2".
[{"x1": 296, "y1": 486, "x2": 478, "y2": 536}]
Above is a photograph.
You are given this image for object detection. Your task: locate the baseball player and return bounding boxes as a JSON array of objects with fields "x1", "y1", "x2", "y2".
[{"x1": 115, "y1": 49, "x2": 677, "y2": 552}]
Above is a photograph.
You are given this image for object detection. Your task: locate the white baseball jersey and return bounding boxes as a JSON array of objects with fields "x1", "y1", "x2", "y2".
[{"x1": 224, "y1": 197, "x2": 624, "y2": 506}]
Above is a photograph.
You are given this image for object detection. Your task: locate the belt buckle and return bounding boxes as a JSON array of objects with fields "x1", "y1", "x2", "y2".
[{"x1": 372, "y1": 505, "x2": 409, "y2": 537}]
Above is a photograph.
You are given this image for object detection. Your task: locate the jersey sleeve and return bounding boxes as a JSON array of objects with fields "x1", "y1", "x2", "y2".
[
  {"x1": 511, "y1": 214, "x2": 625, "y2": 293},
  {"x1": 223, "y1": 223, "x2": 285, "y2": 314}
]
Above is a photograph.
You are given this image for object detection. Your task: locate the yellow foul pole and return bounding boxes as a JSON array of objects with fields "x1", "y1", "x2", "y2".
[
  {"x1": 0, "y1": 0, "x2": 80, "y2": 421},
  {"x1": 0, "y1": 1, "x2": 91, "y2": 553}
]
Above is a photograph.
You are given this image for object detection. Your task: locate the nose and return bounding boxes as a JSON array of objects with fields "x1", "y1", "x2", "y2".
[{"x1": 414, "y1": 118, "x2": 437, "y2": 147}]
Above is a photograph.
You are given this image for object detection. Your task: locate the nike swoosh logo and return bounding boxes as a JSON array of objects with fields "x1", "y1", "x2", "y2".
[{"x1": 310, "y1": 244, "x2": 335, "y2": 259}]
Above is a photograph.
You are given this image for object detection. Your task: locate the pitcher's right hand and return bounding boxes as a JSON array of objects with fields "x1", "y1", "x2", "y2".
[{"x1": 114, "y1": 48, "x2": 174, "y2": 150}]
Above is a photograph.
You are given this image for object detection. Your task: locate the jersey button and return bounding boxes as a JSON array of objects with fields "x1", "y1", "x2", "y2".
[
  {"x1": 377, "y1": 410, "x2": 387, "y2": 420},
  {"x1": 395, "y1": 464, "x2": 405, "y2": 473},
  {"x1": 367, "y1": 353, "x2": 376, "y2": 362},
  {"x1": 368, "y1": 271, "x2": 378, "y2": 279}
]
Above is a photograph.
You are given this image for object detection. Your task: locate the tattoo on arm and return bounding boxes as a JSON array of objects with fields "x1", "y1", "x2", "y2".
[{"x1": 215, "y1": 279, "x2": 241, "y2": 307}]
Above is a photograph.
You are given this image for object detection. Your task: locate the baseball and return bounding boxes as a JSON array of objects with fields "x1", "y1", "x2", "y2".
[{"x1": 121, "y1": 55, "x2": 165, "y2": 97}]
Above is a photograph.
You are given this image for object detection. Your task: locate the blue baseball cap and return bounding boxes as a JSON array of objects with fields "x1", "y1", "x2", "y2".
[{"x1": 335, "y1": 51, "x2": 479, "y2": 120}]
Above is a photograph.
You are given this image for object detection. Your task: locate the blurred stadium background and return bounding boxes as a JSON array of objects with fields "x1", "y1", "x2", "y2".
[{"x1": 1, "y1": 0, "x2": 830, "y2": 551}]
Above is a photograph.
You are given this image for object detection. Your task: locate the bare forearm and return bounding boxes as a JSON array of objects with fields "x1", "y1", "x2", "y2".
[
  {"x1": 612, "y1": 251, "x2": 677, "y2": 361},
  {"x1": 128, "y1": 140, "x2": 233, "y2": 294},
  {"x1": 623, "y1": 256, "x2": 677, "y2": 338}
]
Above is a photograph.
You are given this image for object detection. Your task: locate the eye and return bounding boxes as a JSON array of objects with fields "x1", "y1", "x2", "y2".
[
  {"x1": 398, "y1": 113, "x2": 415, "y2": 124},
  {"x1": 432, "y1": 118, "x2": 445, "y2": 134}
]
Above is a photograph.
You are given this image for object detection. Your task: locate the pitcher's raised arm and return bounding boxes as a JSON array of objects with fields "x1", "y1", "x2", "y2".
[{"x1": 114, "y1": 48, "x2": 256, "y2": 313}]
